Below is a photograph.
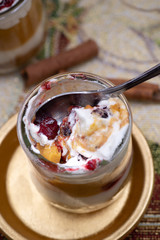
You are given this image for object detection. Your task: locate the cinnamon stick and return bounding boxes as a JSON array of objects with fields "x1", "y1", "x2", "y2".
[
  {"x1": 108, "y1": 78, "x2": 160, "y2": 102},
  {"x1": 22, "y1": 39, "x2": 99, "y2": 87}
]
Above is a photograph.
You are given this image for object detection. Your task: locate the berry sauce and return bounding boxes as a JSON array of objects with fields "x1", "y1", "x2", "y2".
[
  {"x1": 41, "y1": 81, "x2": 51, "y2": 90},
  {"x1": 85, "y1": 159, "x2": 97, "y2": 171},
  {"x1": 38, "y1": 116, "x2": 59, "y2": 140}
]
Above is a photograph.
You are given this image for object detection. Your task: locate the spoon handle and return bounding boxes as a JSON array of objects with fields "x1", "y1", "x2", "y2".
[{"x1": 106, "y1": 63, "x2": 160, "y2": 96}]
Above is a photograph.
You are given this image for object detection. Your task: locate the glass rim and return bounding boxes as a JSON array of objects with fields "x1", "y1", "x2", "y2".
[
  {"x1": 0, "y1": 0, "x2": 25, "y2": 17},
  {"x1": 17, "y1": 71, "x2": 133, "y2": 180}
]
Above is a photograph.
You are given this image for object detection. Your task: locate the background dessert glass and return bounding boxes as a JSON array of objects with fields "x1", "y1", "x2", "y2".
[
  {"x1": 17, "y1": 72, "x2": 133, "y2": 213},
  {"x1": 0, "y1": 0, "x2": 46, "y2": 74}
]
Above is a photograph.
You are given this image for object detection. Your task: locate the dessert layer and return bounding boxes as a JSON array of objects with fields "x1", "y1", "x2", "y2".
[
  {"x1": 0, "y1": 0, "x2": 19, "y2": 13},
  {"x1": 0, "y1": 12, "x2": 45, "y2": 65},
  {"x1": 0, "y1": 0, "x2": 43, "y2": 51},
  {"x1": 0, "y1": 0, "x2": 31, "y2": 29},
  {"x1": 25, "y1": 94, "x2": 129, "y2": 173}
]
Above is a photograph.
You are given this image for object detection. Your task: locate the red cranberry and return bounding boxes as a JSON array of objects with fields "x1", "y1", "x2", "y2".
[
  {"x1": 85, "y1": 159, "x2": 97, "y2": 171},
  {"x1": 41, "y1": 81, "x2": 51, "y2": 90},
  {"x1": 38, "y1": 117, "x2": 59, "y2": 140},
  {"x1": 0, "y1": 0, "x2": 15, "y2": 10},
  {"x1": 92, "y1": 107, "x2": 109, "y2": 118},
  {"x1": 60, "y1": 117, "x2": 72, "y2": 137}
]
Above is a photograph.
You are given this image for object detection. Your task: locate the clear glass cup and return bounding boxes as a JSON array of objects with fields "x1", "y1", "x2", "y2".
[
  {"x1": 17, "y1": 72, "x2": 133, "y2": 213},
  {"x1": 0, "y1": 0, "x2": 46, "y2": 74}
]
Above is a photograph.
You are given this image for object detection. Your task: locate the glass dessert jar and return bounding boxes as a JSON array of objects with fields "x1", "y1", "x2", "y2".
[
  {"x1": 17, "y1": 72, "x2": 133, "y2": 213},
  {"x1": 0, "y1": 0, "x2": 45, "y2": 74}
]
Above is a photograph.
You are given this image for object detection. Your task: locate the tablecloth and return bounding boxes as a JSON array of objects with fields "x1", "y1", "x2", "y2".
[{"x1": 0, "y1": 0, "x2": 160, "y2": 239}]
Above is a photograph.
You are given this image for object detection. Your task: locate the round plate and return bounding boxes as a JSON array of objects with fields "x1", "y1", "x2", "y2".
[{"x1": 0, "y1": 114, "x2": 154, "y2": 240}]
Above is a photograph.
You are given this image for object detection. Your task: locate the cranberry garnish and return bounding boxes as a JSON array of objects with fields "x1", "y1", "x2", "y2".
[
  {"x1": 92, "y1": 107, "x2": 109, "y2": 118},
  {"x1": 62, "y1": 126, "x2": 72, "y2": 136},
  {"x1": 60, "y1": 117, "x2": 72, "y2": 137},
  {"x1": 85, "y1": 159, "x2": 97, "y2": 171},
  {"x1": 0, "y1": 0, "x2": 15, "y2": 11},
  {"x1": 38, "y1": 117, "x2": 59, "y2": 140},
  {"x1": 41, "y1": 81, "x2": 51, "y2": 90}
]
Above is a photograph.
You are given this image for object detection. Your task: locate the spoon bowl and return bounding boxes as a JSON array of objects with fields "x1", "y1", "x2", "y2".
[{"x1": 36, "y1": 63, "x2": 160, "y2": 123}]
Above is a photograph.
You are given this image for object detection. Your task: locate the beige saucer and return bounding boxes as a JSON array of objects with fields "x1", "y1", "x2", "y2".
[{"x1": 0, "y1": 114, "x2": 154, "y2": 240}]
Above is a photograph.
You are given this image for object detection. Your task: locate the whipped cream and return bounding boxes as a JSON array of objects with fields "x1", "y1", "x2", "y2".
[
  {"x1": 26, "y1": 95, "x2": 129, "y2": 173},
  {"x1": 61, "y1": 99, "x2": 129, "y2": 169}
]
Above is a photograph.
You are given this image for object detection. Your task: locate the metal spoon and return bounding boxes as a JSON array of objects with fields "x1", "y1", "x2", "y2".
[{"x1": 36, "y1": 63, "x2": 160, "y2": 122}]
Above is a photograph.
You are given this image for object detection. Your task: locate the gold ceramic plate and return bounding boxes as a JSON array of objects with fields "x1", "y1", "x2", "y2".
[{"x1": 0, "y1": 114, "x2": 154, "y2": 240}]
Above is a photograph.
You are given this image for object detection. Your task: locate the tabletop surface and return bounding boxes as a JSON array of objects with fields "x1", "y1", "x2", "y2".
[{"x1": 0, "y1": 0, "x2": 160, "y2": 239}]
